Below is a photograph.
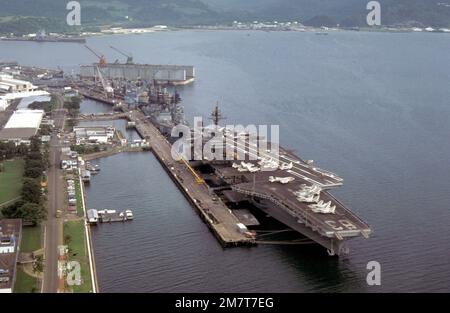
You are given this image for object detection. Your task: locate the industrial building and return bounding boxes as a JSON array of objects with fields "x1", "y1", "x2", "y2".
[
  {"x1": 0, "y1": 98, "x2": 7, "y2": 111},
  {"x1": 0, "y1": 74, "x2": 48, "y2": 111},
  {"x1": 73, "y1": 126, "x2": 115, "y2": 144},
  {"x1": 80, "y1": 64, "x2": 195, "y2": 85},
  {"x1": 0, "y1": 75, "x2": 38, "y2": 93},
  {"x1": 0, "y1": 219, "x2": 22, "y2": 293},
  {"x1": 0, "y1": 109, "x2": 45, "y2": 144},
  {"x1": 0, "y1": 90, "x2": 50, "y2": 112}
]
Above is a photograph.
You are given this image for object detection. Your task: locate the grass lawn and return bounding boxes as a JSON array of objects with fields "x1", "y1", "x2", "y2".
[
  {"x1": 0, "y1": 159, "x2": 24, "y2": 206},
  {"x1": 74, "y1": 178, "x2": 84, "y2": 217},
  {"x1": 64, "y1": 220, "x2": 92, "y2": 293},
  {"x1": 14, "y1": 268, "x2": 39, "y2": 293},
  {"x1": 13, "y1": 226, "x2": 43, "y2": 293},
  {"x1": 21, "y1": 226, "x2": 42, "y2": 253}
]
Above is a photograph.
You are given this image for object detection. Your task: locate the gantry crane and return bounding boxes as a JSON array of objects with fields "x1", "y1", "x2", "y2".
[{"x1": 110, "y1": 45, "x2": 134, "y2": 64}]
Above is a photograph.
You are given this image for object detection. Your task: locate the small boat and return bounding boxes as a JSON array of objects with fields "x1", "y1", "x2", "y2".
[
  {"x1": 125, "y1": 209, "x2": 134, "y2": 220},
  {"x1": 86, "y1": 164, "x2": 100, "y2": 174},
  {"x1": 81, "y1": 170, "x2": 91, "y2": 182}
]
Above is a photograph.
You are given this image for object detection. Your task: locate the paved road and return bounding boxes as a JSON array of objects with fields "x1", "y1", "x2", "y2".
[{"x1": 42, "y1": 97, "x2": 66, "y2": 293}]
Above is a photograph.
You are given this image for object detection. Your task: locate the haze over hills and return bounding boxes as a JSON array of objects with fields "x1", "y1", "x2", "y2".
[
  {"x1": 203, "y1": 0, "x2": 450, "y2": 27},
  {"x1": 0, "y1": 0, "x2": 449, "y2": 34}
]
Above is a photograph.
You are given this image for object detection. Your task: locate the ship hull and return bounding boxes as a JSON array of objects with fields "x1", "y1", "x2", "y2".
[{"x1": 251, "y1": 198, "x2": 347, "y2": 256}]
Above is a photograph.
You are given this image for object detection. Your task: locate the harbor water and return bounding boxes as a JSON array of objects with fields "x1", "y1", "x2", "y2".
[{"x1": 1, "y1": 30, "x2": 449, "y2": 292}]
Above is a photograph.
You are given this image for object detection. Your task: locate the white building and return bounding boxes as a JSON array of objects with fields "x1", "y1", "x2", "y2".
[
  {"x1": 0, "y1": 90, "x2": 49, "y2": 102},
  {"x1": 0, "y1": 75, "x2": 38, "y2": 93},
  {"x1": 4, "y1": 109, "x2": 44, "y2": 129},
  {"x1": 73, "y1": 126, "x2": 115, "y2": 144},
  {"x1": 0, "y1": 98, "x2": 7, "y2": 111},
  {"x1": 0, "y1": 109, "x2": 45, "y2": 144},
  {"x1": 0, "y1": 74, "x2": 46, "y2": 112}
]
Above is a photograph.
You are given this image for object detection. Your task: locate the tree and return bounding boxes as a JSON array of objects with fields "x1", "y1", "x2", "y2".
[
  {"x1": 16, "y1": 202, "x2": 47, "y2": 226},
  {"x1": 33, "y1": 255, "x2": 44, "y2": 273},
  {"x1": 21, "y1": 178, "x2": 42, "y2": 204},
  {"x1": 26, "y1": 151, "x2": 42, "y2": 162},
  {"x1": 1, "y1": 200, "x2": 24, "y2": 218},
  {"x1": 29, "y1": 136, "x2": 41, "y2": 152},
  {"x1": 64, "y1": 234, "x2": 72, "y2": 245},
  {"x1": 24, "y1": 166, "x2": 43, "y2": 179},
  {"x1": 17, "y1": 143, "x2": 29, "y2": 156},
  {"x1": 25, "y1": 159, "x2": 44, "y2": 172}
]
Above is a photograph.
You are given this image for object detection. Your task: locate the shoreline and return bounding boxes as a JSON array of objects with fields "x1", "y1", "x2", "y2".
[
  {"x1": 2, "y1": 26, "x2": 449, "y2": 43},
  {"x1": 77, "y1": 167, "x2": 99, "y2": 293}
]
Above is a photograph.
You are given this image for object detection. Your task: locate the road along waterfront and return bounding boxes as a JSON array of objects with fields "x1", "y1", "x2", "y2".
[{"x1": 77, "y1": 167, "x2": 99, "y2": 293}]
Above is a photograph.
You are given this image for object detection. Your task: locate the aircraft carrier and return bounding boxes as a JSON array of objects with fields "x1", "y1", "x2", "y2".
[{"x1": 187, "y1": 108, "x2": 371, "y2": 256}]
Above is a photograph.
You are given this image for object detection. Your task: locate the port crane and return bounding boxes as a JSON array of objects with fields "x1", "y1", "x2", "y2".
[
  {"x1": 84, "y1": 45, "x2": 107, "y2": 66},
  {"x1": 110, "y1": 45, "x2": 134, "y2": 64},
  {"x1": 95, "y1": 65, "x2": 114, "y2": 98}
]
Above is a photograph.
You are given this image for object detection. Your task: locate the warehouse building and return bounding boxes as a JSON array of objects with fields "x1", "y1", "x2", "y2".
[
  {"x1": 0, "y1": 109, "x2": 45, "y2": 144},
  {"x1": 0, "y1": 74, "x2": 48, "y2": 111},
  {"x1": 73, "y1": 125, "x2": 115, "y2": 144},
  {"x1": 0, "y1": 75, "x2": 38, "y2": 93}
]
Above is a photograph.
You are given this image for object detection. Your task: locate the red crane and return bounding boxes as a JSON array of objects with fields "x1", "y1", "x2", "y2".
[{"x1": 84, "y1": 45, "x2": 107, "y2": 66}]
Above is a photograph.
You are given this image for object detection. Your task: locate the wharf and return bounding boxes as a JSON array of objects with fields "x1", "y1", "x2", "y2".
[
  {"x1": 83, "y1": 146, "x2": 144, "y2": 161},
  {"x1": 78, "y1": 90, "x2": 117, "y2": 105},
  {"x1": 125, "y1": 109, "x2": 255, "y2": 246},
  {"x1": 78, "y1": 113, "x2": 129, "y2": 121}
]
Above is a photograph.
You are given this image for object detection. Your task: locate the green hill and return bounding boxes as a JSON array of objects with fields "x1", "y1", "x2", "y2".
[{"x1": 0, "y1": 0, "x2": 448, "y2": 34}]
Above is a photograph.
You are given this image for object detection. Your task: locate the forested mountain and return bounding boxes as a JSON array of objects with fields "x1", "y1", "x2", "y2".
[{"x1": 0, "y1": 0, "x2": 448, "y2": 34}]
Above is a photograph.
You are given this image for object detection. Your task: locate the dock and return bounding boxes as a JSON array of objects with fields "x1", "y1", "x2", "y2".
[
  {"x1": 75, "y1": 99, "x2": 370, "y2": 254},
  {"x1": 72, "y1": 109, "x2": 253, "y2": 245},
  {"x1": 87, "y1": 209, "x2": 134, "y2": 224},
  {"x1": 78, "y1": 112, "x2": 129, "y2": 121},
  {"x1": 123, "y1": 109, "x2": 255, "y2": 246}
]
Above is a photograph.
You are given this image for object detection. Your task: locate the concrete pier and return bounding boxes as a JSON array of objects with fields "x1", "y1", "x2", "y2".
[
  {"x1": 76, "y1": 107, "x2": 254, "y2": 246},
  {"x1": 125, "y1": 109, "x2": 255, "y2": 246},
  {"x1": 83, "y1": 146, "x2": 144, "y2": 161}
]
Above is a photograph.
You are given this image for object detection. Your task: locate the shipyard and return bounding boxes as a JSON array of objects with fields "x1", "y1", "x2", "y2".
[
  {"x1": 0, "y1": 45, "x2": 372, "y2": 284},
  {"x1": 65, "y1": 45, "x2": 371, "y2": 255},
  {"x1": 18, "y1": 43, "x2": 371, "y2": 254},
  {"x1": 1, "y1": 0, "x2": 450, "y2": 298},
  {"x1": 0, "y1": 40, "x2": 378, "y2": 293}
]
